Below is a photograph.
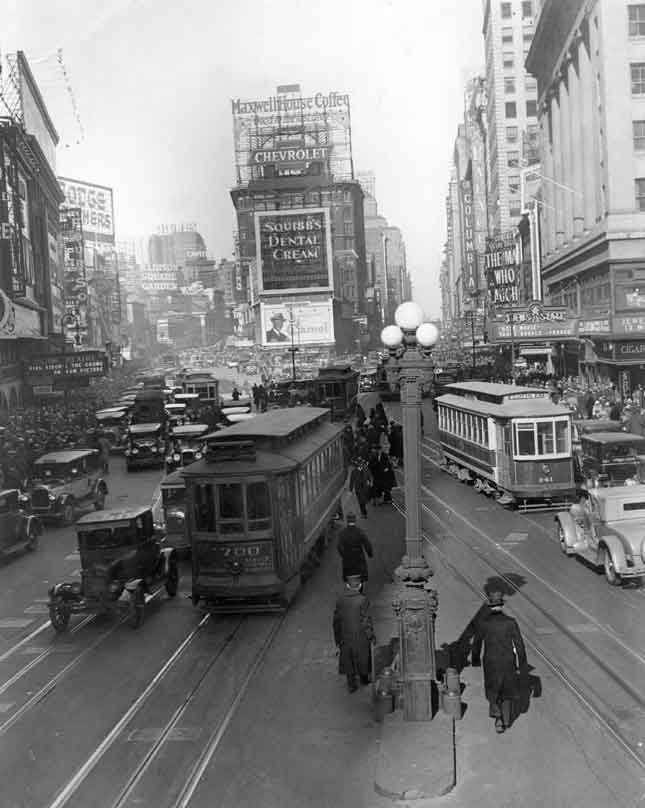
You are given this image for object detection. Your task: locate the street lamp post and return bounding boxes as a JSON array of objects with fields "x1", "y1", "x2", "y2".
[{"x1": 381, "y1": 301, "x2": 439, "y2": 721}]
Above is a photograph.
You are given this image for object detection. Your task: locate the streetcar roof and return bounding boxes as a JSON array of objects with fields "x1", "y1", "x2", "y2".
[
  {"x1": 205, "y1": 406, "x2": 330, "y2": 438},
  {"x1": 442, "y1": 381, "x2": 552, "y2": 401},
  {"x1": 437, "y1": 393, "x2": 570, "y2": 418}
]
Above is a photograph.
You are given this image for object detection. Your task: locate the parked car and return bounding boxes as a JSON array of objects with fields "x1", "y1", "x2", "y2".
[
  {"x1": 0, "y1": 489, "x2": 41, "y2": 556},
  {"x1": 555, "y1": 485, "x2": 645, "y2": 585},
  {"x1": 154, "y1": 470, "x2": 188, "y2": 556},
  {"x1": 578, "y1": 432, "x2": 645, "y2": 488},
  {"x1": 47, "y1": 506, "x2": 179, "y2": 631},
  {"x1": 26, "y1": 450, "x2": 108, "y2": 525},
  {"x1": 572, "y1": 419, "x2": 625, "y2": 454}
]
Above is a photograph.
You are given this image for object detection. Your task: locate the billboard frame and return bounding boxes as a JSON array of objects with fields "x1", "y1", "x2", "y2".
[{"x1": 254, "y1": 207, "x2": 333, "y2": 296}]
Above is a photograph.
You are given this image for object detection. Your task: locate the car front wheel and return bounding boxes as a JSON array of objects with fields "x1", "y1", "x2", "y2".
[
  {"x1": 165, "y1": 555, "x2": 179, "y2": 597},
  {"x1": 49, "y1": 598, "x2": 71, "y2": 632},
  {"x1": 557, "y1": 524, "x2": 569, "y2": 555},
  {"x1": 26, "y1": 525, "x2": 39, "y2": 551},
  {"x1": 602, "y1": 547, "x2": 621, "y2": 586},
  {"x1": 62, "y1": 502, "x2": 75, "y2": 526},
  {"x1": 94, "y1": 488, "x2": 106, "y2": 510},
  {"x1": 128, "y1": 585, "x2": 145, "y2": 628}
]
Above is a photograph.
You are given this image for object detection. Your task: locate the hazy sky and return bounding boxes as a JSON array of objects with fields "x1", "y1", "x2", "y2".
[{"x1": 6, "y1": 0, "x2": 484, "y2": 318}]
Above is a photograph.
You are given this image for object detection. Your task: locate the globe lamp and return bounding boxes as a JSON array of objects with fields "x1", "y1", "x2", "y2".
[
  {"x1": 381, "y1": 324, "x2": 403, "y2": 348},
  {"x1": 416, "y1": 322, "x2": 439, "y2": 348},
  {"x1": 394, "y1": 301, "x2": 424, "y2": 331}
]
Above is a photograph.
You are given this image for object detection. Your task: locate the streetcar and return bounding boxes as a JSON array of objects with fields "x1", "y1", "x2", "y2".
[
  {"x1": 182, "y1": 407, "x2": 345, "y2": 613},
  {"x1": 436, "y1": 381, "x2": 576, "y2": 510}
]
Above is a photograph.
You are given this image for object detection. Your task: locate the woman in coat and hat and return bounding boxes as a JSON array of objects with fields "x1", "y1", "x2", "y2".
[
  {"x1": 472, "y1": 591, "x2": 527, "y2": 733},
  {"x1": 333, "y1": 575, "x2": 375, "y2": 692}
]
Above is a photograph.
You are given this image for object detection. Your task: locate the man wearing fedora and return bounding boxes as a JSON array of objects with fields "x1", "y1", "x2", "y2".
[
  {"x1": 266, "y1": 312, "x2": 288, "y2": 342},
  {"x1": 472, "y1": 591, "x2": 527, "y2": 733},
  {"x1": 333, "y1": 575, "x2": 375, "y2": 693},
  {"x1": 337, "y1": 512, "x2": 373, "y2": 583}
]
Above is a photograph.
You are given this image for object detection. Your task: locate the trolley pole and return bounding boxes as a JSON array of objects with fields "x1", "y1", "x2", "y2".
[{"x1": 382, "y1": 302, "x2": 439, "y2": 721}]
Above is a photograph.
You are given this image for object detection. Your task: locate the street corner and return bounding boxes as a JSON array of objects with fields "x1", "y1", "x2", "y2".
[{"x1": 374, "y1": 711, "x2": 456, "y2": 802}]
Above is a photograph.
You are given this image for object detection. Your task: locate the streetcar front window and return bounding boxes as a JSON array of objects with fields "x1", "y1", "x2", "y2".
[
  {"x1": 513, "y1": 418, "x2": 570, "y2": 459},
  {"x1": 555, "y1": 421, "x2": 568, "y2": 453},
  {"x1": 219, "y1": 483, "x2": 244, "y2": 533},
  {"x1": 537, "y1": 421, "x2": 554, "y2": 454},
  {"x1": 247, "y1": 481, "x2": 271, "y2": 531},
  {"x1": 515, "y1": 423, "x2": 536, "y2": 456}
]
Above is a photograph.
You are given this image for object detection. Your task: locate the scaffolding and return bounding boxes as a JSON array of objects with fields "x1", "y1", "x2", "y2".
[{"x1": 232, "y1": 89, "x2": 354, "y2": 186}]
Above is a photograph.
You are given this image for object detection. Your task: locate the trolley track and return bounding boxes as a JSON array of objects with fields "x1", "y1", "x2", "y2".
[
  {"x1": 393, "y1": 483, "x2": 645, "y2": 770},
  {"x1": 47, "y1": 612, "x2": 285, "y2": 808}
]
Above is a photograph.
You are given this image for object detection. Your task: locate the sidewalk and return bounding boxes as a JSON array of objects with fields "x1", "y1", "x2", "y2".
[{"x1": 366, "y1": 489, "x2": 633, "y2": 807}]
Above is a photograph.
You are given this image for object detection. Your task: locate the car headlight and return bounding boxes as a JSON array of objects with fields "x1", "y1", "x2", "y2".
[
  {"x1": 151, "y1": 446, "x2": 158, "y2": 453},
  {"x1": 173, "y1": 453, "x2": 180, "y2": 461},
  {"x1": 195, "y1": 452, "x2": 202, "y2": 460},
  {"x1": 125, "y1": 449, "x2": 131, "y2": 456},
  {"x1": 48, "y1": 493, "x2": 56, "y2": 502},
  {"x1": 166, "y1": 455, "x2": 173, "y2": 463},
  {"x1": 132, "y1": 448, "x2": 139, "y2": 455}
]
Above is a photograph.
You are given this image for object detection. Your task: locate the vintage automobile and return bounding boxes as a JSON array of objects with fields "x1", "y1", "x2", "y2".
[
  {"x1": 47, "y1": 506, "x2": 179, "y2": 631},
  {"x1": 555, "y1": 485, "x2": 645, "y2": 585},
  {"x1": 95, "y1": 407, "x2": 129, "y2": 453},
  {"x1": 578, "y1": 432, "x2": 645, "y2": 488},
  {"x1": 0, "y1": 489, "x2": 42, "y2": 556},
  {"x1": 572, "y1": 419, "x2": 625, "y2": 455},
  {"x1": 165, "y1": 423, "x2": 209, "y2": 473},
  {"x1": 165, "y1": 402, "x2": 187, "y2": 427},
  {"x1": 125, "y1": 423, "x2": 166, "y2": 471},
  {"x1": 152, "y1": 470, "x2": 189, "y2": 555},
  {"x1": 27, "y1": 450, "x2": 108, "y2": 525}
]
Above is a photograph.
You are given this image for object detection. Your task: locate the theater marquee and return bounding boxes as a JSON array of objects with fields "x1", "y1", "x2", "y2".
[{"x1": 255, "y1": 208, "x2": 333, "y2": 295}]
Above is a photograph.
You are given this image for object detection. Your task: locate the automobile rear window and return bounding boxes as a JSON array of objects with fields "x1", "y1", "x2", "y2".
[{"x1": 623, "y1": 501, "x2": 645, "y2": 512}]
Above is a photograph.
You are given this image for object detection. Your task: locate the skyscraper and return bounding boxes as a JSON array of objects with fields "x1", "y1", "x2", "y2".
[{"x1": 482, "y1": 0, "x2": 539, "y2": 233}]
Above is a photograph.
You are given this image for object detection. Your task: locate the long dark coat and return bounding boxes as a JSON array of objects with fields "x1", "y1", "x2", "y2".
[
  {"x1": 349, "y1": 465, "x2": 373, "y2": 506},
  {"x1": 472, "y1": 611, "x2": 527, "y2": 705},
  {"x1": 333, "y1": 590, "x2": 374, "y2": 677},
  {"x1": 337, "y1": 524, "x2": 373, "y2": 581}
]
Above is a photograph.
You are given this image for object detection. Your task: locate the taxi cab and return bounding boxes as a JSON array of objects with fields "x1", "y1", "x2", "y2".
[
  {"x1": 27, "y1": 450, "x2": 108, "y2": 525},
  {"x1": 578, "y1": 432, "x2": 645, "y2": 488},
  {"x1": 125, "y1": 423, "x2": 166, "y2": 471}
]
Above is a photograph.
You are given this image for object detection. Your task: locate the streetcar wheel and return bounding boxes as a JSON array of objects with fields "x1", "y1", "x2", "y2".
[
  {"x1": 94, "y1": 488, "x2": 106, "y2": 510},
  {"x1": 128, "y1": 585, "x2": 145, "y2": 628},
  {"x1": 602, "y1": 548, "x2": 620, "y2": 587},
  {"x1": 49, "y1": 599, "x2": 71, "y2": 633},
  {"x1": 557, "y1": 525, "x2": 569, "y2": 555},
  {"x1": 62, "y1": 502, "x2": 75, "y2": 526},
  {"x1": 165, "y1": 556, "x2": 179, "y2": 597}
]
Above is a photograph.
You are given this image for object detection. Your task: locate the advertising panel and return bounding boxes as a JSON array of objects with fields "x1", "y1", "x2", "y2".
[
  {"x1": 615, "y1": 282, "x2": 645, "y2": 312},
  {"x1": 255, "y1": 208, "x2": 333, "y2": 294},
  {"x1": 614, "y1": 314, "x2": 645, "y2": 335},
  {"x1": 17, "y1": 52, "x2": 57, "y2": 171},
  {"x1": 578, "y1": 317, "x2": 611, "y2": 335},
  {"x1": 490, "y1": 302, "x2": 576, "y2": 342},
  {"x1": 459, "y1": 180, "x2": 477, "y2": 295},
  {"x1": 0, "y1": 138, "x2": 27, "y2": 298},
  {"x1": 24, "y1": 350, "x2": 106, "y2": 379},
  {"x1": 485, "y1": 232, "x2": 519, "y2": 305},
  {"x1": 58, "y1": 178, "x2": 114, "y2": 243},
  {"x1": 260, "y1": 299, "x2": 334, "y2": 347}
]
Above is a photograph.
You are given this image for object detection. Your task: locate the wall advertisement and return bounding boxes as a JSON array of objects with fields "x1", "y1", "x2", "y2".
[
  {"x1": 259, "y1": 299, "x2": 334, "y2": 347},
  {"x1": 490, "y1": 302, "x2": 576, "y2": 342},
  {"x1": 24, "y1": 350, "x2": 106, "y2": 379},
  {"x1": 459, "y1": 180, "x2": 477, "y2": 295},
  {"x1": 255, "y1": 208, "x2": 333, "y2": 294},
  {"x1": 58, "y1": 178, "x2": 114, "y2": 243},
  {"x1": 485, "y1": 232, "x2": 519, "y2": 306},
  {"x1": 0, "y1": 289, "x2": 39, "y2": 337}
]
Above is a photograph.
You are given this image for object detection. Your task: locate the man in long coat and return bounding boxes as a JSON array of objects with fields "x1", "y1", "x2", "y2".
[
  {"x1": 333, "y1": 575, "x2": 375, "y2": 692},
  {"x1": 472, "y1": 591, "x2": 527, "y2": 733},
  {"x1": 349, "y1": 460, "x2": 373, "y2": 518},
  {"x1": 337, "y1": 512, "x2": 373, "y2": 582}
]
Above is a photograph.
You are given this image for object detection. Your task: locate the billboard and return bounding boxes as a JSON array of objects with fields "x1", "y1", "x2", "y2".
[
  {"x1": 24, "y1": 350, "x2": 107, "y2": 379},
  {"x1": 255, "y1": 208, "x2": 333, "y2": 295},
  {"x1": 58, "y1": 177, "x2": 114, "y2": 243},
  {"x1": 260, "y1": 299, "x2": 334, "y2": 347},
  {"x1": 484, "y1": 232, "x2": 519, "y2": 306}
]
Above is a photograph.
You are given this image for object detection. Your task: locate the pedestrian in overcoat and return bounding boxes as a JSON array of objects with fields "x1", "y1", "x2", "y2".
[
  {"x1": 333, "y1": 575, "x2": 375, "y2": 692},
  {"x1": 337, "y1": 512, "x2": 373, "y2": 581},
  {"x1": 349, "y1": 460, "x2": 373, "y2": 518},
  {"x1": 472, "y1": 591, "x2": 527, "y2": 733}
]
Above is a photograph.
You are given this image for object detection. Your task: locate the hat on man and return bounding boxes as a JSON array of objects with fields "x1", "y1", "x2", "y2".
[
  {"x1": 346, "y1": 512, "x2": 357, "y2": 524},
  {"x1": 345, "y1": 574, "x2": 363, "y2": 590},
  {"x1": 487, "y1": 591, "x2": 505, "y2": 608},
  {"x1": 271, "y1": 313, "x2": 285, "y2": 323}
]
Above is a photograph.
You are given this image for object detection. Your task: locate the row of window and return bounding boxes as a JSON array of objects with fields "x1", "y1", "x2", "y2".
[
  {"x1": 501, "y1": 1, "x2": 533, "y2": 20},
  {"x1": 502, "y1": 51, "x2": 530, "y2": 70},
  {"x1": 506, "y1": 124, "x2": 538, "y2": 144},
  {"x1": 501, "y1": 26, "x2": 534, "y2": 45},
  {"x1": 504, "y1": 76, "x2": 537, "y2": 94},
  {"x1": 236, "y1": 189, "x2": 354, "y2": 211},
  {"x1": 505, "y1": 100, "x2": 537, "y2": 119},
  {"x1": 630, "y1": 5, "x2": 645, "y2": 37},
  {"x1": 193, "y1": 480, "x2": 271, "y2": 534},
  {"x1": 300, "y1": 438, "x2": 343, "y2": 511},
  {"x1": 514, "y1": 420, "x2": 569, "y2": 458},
  {"x1": 438, "y1": 407, "x2": 490, "y2": 448}
]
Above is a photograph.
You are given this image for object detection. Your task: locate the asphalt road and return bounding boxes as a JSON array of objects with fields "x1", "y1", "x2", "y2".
[{"x1": 1, "y1": 397, "x2": 645, "y2": 807}]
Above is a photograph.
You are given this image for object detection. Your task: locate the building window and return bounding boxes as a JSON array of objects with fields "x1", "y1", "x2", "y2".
[
  {"x1": 634, "y1": 121, "x2": 645, "y2": 150},
  {"x1": 505, "y1": 101, "x2": 517, "y2": 118},
  {"x1": 506, "y1": 126, "x2": 519, "y2": 142},
  {"x1": 504, "y1": 77, "x2": 516, "y2": 93},
  {"x1": 523, "y1": 29, "x2": 533, "y2": 43},
  {"x1": 526, "y1": 99, "x2": 537, "y2": 117},
  {"x1": 636, "y1": 178, "x2": 645, "y2": 210},
  {"x1": 510, "y1": 204, "x2": 522, "y2": 217},
  {"x1": 501, "y1": 1, "x2": 512, "y2": 18},
  {"x1": 509, "y1": 175, "x2": 521, "y2": 194},
  {"x1": 527, "y1": 123, "x2": 539, "y2": 136},
  {"x1": 522, "y1": 0, "x2": 532, "y2": 16},
  {"x1": 632, "y1": 63, "x2": 645, "y2": 94},
  {"x1": 629, "y1": 5, "x2": 645, "y2": 37},
  {"x1": 503, "y1": 52, "x2": 514, "y2": 69},
  {"x1": 502, "y1": 27, "x2": 513, "y2": 44},
  {"x1": 508, "y1": 150, "x2": 520, "y2": 167},
  {"x1": 343, "y1": 222, "x2": 354, "y2": 236},
  {"x1": 526, "y1": 76, "x2": 537, "y2": 91}
]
